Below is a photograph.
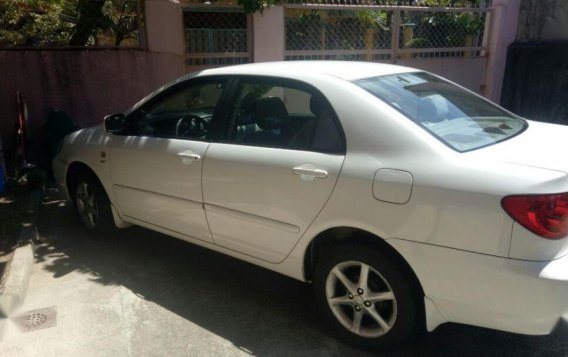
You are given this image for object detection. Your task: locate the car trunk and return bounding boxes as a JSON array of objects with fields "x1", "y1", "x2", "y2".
[
  {"x1": 477, "y1": 120, "x2": 568, "y2": 174},
  {"x1": 472, "y1": 120, "x2": 568, "y2": 261}
]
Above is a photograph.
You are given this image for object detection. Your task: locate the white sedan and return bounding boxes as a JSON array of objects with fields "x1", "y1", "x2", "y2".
[{"x1": 53, "y1": 61, "x2": 568, "y2": 350}]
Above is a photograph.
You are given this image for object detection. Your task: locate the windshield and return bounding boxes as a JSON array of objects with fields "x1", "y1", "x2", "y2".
[{"x1": 355, "y1": 72, "x2": 526, "y2": 152}]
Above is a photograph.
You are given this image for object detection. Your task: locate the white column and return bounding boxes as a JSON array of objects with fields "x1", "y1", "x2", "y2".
[
  {"x1": 483, "y1": 0, "x2": 522, "y2": 103},
  {"x1": 252, "y1": 6, "x2": 285, "y2": 62}
]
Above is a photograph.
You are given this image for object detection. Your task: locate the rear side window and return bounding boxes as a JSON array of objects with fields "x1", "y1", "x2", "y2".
[
  {"x1": 355, "y1": 72, "x2": 526, "y2": 152},
  {"x1": 227, "y1": 79, "x2": 345, "y2": 154}
]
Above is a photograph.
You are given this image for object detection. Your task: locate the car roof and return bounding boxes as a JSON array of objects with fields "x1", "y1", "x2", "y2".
[
  {"x1": 127, "y1": 61, "x2": 419, "y2": 115},
  {"x1": 193, "y1": 61, "x2": 417, "y2": 81}
]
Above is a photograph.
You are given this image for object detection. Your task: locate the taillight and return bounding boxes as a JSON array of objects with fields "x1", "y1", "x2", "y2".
[{"x1": 502, "y1": 193, "x2": 568, "y2": 239}]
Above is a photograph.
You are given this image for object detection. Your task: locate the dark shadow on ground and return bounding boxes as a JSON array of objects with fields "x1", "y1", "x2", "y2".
[
  {"x1": 35, "y1": 189, "x2": 568, "y2": 357},
  {"x1": 0, "y1": 181, "x2": 35, "y2": 294}
]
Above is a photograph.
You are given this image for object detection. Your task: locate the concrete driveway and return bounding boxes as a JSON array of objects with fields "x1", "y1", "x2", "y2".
[{"x1": 2, "y1": 190, "x2": 568, "y2": 356}]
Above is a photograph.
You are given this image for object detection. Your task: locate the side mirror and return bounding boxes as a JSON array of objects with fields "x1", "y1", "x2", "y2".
[{"x1": 104, "y1": 113, "x2": 126, "y2": 133}]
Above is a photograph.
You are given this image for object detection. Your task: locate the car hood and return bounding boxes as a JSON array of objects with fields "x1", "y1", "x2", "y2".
[{"x1": 470, "y1": 120, "x2": 568, "y2": 174}]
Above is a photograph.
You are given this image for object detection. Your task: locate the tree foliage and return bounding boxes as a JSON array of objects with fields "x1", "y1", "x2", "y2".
[
  {"x1": 0, "y1": 0, "x2": 71, "y2": 47},
  {"x1": 0, "y1": 0, "x2": 140, "y2": 47},
  {"x1": 421, "y1": 0, "x2": 487, "y2": 6},
  {"x1": 237, "y1": 0, "x2": 276, "y2": 14},
  {"x1": 356, "y1": 10, "x2": 389, "y2": 30}
]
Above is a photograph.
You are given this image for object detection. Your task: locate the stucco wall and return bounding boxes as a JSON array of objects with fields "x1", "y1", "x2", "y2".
[{"x1": 0, "y1": 50, "x2": 184, "y2": 165}]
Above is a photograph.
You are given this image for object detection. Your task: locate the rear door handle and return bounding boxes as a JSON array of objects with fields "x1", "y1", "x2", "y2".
[
  {"x1": 177, "y1": 151, "x2": 201, "y2": 164},
  {"x1": 293, "y1": 164, "x2": 328, "y2": 181}
]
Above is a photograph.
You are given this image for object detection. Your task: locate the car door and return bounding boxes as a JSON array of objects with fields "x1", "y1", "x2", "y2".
[
  {"x1": 202, "y1": 77, "x2": 346, "y2": 263},
  {"x1": 109, "y1": 78, "x2": 229, "y2": 243}
]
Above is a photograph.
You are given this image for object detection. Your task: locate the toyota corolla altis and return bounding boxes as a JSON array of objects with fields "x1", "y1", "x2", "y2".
[{"x1": 53, "y1": 61, "x2": 568, "y2": 350}]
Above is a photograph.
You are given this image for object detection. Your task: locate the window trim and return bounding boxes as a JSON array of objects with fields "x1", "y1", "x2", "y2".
[{"x1": 219, "y1": 75, "x2": 347, "y2": 155}]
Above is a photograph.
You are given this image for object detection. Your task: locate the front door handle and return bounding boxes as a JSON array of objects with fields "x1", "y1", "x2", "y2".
[
  {"x1": 177, "y1": 151, "x2": 201, "y2": 164},
  {"x1": 293, "y1": 164, "x2": 328, "y2": 181}
]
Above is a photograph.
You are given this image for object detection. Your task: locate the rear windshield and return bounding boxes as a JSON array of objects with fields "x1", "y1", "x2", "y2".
[{"x1": 355, "y1": 72, "x2": 526, "y2": 152}]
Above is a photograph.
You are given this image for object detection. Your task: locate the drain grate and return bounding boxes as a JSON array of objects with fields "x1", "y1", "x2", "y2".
[{"x1": 12, "y1": 306, "x2": 57, "y2": 333}]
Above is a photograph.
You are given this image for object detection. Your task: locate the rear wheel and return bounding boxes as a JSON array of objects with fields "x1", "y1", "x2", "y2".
[
  {"x1": 313, "y1": 245, "x2": 423, "y2": 350},
  {"x1": 71, "y1": 172, "x2": 115, "y2": 234}
]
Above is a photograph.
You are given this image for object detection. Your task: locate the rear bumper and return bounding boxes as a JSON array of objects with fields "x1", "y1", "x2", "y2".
[{"x1": 388, "y1": 239, "x2": 568, "y2": 335}]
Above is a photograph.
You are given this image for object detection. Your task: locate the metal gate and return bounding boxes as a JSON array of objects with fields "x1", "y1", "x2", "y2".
[
  {"x1": 183, "y1": 5, "x2": 252, "y2": 72},
  {"x1": 284, "y1": 1, "x2": 491, "y2": 64}
]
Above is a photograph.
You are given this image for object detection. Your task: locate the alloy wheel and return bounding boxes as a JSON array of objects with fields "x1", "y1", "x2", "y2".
[
  {"x1": 325, "y1": 260, "x2": 397, "y2": 338},
  {"x1": 75, "y1": 181, "x2": 99, "y2": 230}
]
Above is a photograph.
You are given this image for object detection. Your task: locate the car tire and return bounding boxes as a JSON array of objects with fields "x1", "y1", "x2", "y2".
[
  {"x1": 71, "y1": 171, "x2": 115, "y2": 235},
  {"x1": 313, "y1": 244, "x2": 423, "y2": 351}
]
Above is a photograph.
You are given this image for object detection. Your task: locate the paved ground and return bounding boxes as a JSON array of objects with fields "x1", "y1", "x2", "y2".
[{"x1": 2, "y1": 190, "x2": 568, "y2": 356}]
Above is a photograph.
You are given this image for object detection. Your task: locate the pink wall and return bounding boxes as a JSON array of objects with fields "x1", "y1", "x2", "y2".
[{"x1": 0, "y1": 50, "x2": 184, "y2": 166}]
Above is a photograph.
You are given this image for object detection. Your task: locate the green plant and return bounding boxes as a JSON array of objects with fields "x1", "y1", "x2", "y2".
[
  {"x1": 62, "y1": 0, "x2": 139, "y2": 46},
  {"x1": 237, "y1": 0, "x2": 277, "y2": 14},
  {"x1": 405, "y1": 37, "x2": 432, "y2": 48},
  {"x1": 420, "y1": 7, "x2": 484, "y2": 47},
  {"x1": 0, "y1": 0, "x2": 72, "y2": 47},
  {"x1": 421, "y1": 0, "x2": 485, "y2": 6},
  {"x1": 356, "y1": 10, "x2": 389, "y2": 30},
  {"x1": 0, "y1": 0, "x2": 140, "y2": 47},
  {"x1": 456, "y1": 12, "x2": 484, "y2": 36},
  {"x1": 299, "y1": 9, "x2": 320, "y2": 24}
]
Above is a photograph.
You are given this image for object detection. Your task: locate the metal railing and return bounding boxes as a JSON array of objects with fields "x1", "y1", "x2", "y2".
[
  {"x1": 0, "y1": 0, "x2": 145, "y2": 49},
  {"x1": 284, "y1": 0, "x2": 491, "y2": 8},
  {"x1": 284, "y1": 1, "x2": 490, "y2": 62},
  {"x1": 185, "y1": 28, "x2": 250, "y2": 66},
  {"x1": 184, "y1": 9, "x2": 251, "y2": 69}
]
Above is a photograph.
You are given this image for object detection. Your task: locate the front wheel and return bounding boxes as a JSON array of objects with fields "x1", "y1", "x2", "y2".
[
  {"x1": 72, "y1": 172, "x2": 115, "y2": 235},
  {"x1": 313, "y1": 245, "x2": 423, "y2": 351}
]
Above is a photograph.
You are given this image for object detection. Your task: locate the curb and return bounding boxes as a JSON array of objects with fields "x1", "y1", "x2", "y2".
[
  {"x1": 0, "y1": 226, "x2": 36, "y2": 318},
  {"x1": 0, "y1": 190, "x2": 42, "y2": 339}
]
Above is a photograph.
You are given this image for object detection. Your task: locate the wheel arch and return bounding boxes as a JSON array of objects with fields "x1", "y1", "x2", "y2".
[
  {"x1": 65, "y1": 161, "x2": 107, "y2": 200},
  {"x1": 302, "y1": 227, "x2": 425, "y2": 297}
]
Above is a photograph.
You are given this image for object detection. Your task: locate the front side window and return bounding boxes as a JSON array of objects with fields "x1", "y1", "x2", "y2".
[
  {"x1": 355, "y1": 72, "x2": 526, "y2": 152},
  {"x1": 132, "y1": 80, "x2": 226, "y2": 140},
  {"x1": 227, "y1": 79, "x2": 344, "y2": 153}
]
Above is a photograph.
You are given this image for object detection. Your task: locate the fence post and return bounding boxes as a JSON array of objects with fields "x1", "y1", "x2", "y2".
[
  {"x1": 253, "y1": 5, "x2": 285, "y2": 62},
  {"x1": 136, "y1": 0, "x2": 147, "y2": 49},
  {"x1": 144, "y1": 0, "x2": 185, "y2": 57},
  {"x1": 390, "y1": 9, "x2": 401, "y2": 64}
]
